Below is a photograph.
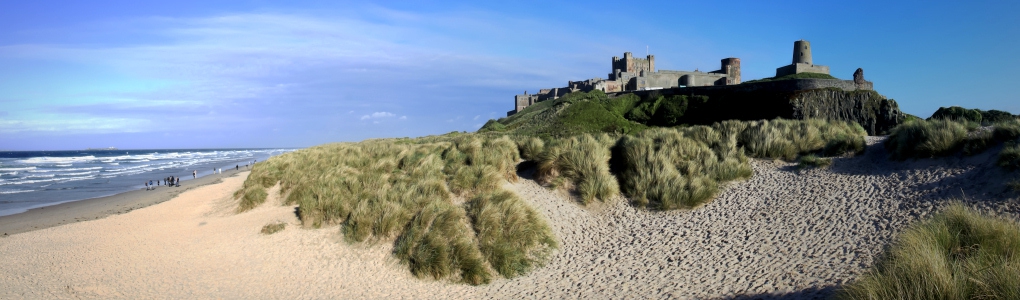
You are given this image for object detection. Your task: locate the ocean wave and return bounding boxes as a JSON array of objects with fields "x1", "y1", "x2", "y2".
[
  {"x1": 0, "y1": 172, "x2": 17, "y2": 176},
  {"x1": 55, "y1": 164, "x2": 72, "y2": 167},
  {"x1": 0, "y1": 189, "x2": 34, "y2": 194},
  {"x1": 16, "y1": 155, "x2": 97, "y2": 164},
  {"x1": 61, "y1": 166, "x2": 104, "y2": 172},
  {"x1": 25, "y1": 174, "x2": 56, "y2": 178},
  {"x1": 0, "y1": 166, "x2": 36, "y2": 171},
  {"x1": 60, "y1": 171, "x2": 98, "y2": 176}
]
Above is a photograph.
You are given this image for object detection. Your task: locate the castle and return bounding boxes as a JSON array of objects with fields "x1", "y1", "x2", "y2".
[{"x1": 509, "y1": 40, "x2": 846, "y2": 116}]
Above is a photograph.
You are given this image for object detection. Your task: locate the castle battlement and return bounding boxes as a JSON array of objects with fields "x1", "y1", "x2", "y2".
[{"x1": 508, "y1": 40, "x2": 867, "y2": 117}]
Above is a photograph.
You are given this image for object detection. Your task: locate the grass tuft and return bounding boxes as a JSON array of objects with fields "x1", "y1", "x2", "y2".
[
  {"x1": 394, "y1": 201, "x2": 491, "y2": 285},
  {"x1": 534, "y1": 134, "x2": 619, "y2": 204},
  {"x1": 999, "y1": 143, "x2": 1020, "y2": 171},
  {"x1": 837, "y1": 203, "x2": 1020, "y2": 299},
  {"x1": 797, "y1": 154, "x2": 832, "y2": 169},
  {"x1": 466, "y1": 190, "x2": 557, "y2": 278},
  {"x1": 234, "y1": 134, "x2": 555, "y2": 284},
  {"x1": 260, "y1": 222, "x2": 286, "y2": 235},
  {"x1": 886, "y1": 119, "x2": 968, "y2": 160}
]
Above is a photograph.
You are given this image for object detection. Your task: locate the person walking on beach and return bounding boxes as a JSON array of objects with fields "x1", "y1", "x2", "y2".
[
  {"x1": 236, "y1": 165, "x2": 239, "y2": 170},
  {"x1": 145, "y1": 181, "x2": 149, "y2": 190},
  {"x1": 193, "y1": 170, "x2": 197, "y2": 179}
]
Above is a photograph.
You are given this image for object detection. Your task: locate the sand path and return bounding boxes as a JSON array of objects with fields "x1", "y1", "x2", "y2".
[{"x1": 2, "y1": 139, "x2": 1018, "y2": 299}]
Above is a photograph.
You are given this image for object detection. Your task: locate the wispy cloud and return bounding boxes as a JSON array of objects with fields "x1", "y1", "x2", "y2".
[
  {"x1": 0, "y1": 7, "x2": 636, "y2": 148},
  {"x1": 360, "y1": 111, "x2": 395, "y2": 120}
]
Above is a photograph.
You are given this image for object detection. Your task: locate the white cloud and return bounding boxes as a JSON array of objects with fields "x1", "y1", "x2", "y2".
[
  {"x1": 357, "y1": 111, "x2": 391, "y2": 120},
  {"x1": 399, "y1": 116, "x2": 407, "y2": 120},
  {"x1": 473, "y1": 115, "x2": 480, "y2": 120}
]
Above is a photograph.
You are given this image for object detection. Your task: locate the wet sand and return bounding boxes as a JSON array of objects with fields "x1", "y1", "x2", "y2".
[{"x1": 0, "y1": 167, "x2": 250, "y2": 236}]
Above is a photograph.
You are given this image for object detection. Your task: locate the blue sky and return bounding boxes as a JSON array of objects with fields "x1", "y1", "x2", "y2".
[{"x1": 1, "y1": 1, "x2": 1018, "y2": 150}]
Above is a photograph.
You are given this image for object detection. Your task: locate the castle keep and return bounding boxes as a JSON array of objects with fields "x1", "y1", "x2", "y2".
[
  {"x1": 509, "y1": 40, "x2": 866, "y2": 116},
  {"x1": 512, "y1": 52, "x2": 741, "y2": 115}
]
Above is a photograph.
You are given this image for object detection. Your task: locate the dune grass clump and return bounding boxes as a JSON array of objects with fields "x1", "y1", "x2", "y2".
[
  {"x1": 886, "y1": 118, "x2": 1020, "y2": 159},
  {"x1": 534, "y1": 134, "x2": 619, "y2": 204},
  {"x1": 837, "y1": 204, "x2": 1020, "y2": 299},
  {"x1": 886, "y1": 119, "x2": 968, "y2": 160},
  {"x1": 466, "y1": 190, "x2": 557, "y2": 278},
  {"x1": 394, "y1": 201, "x2": 491, "y2": 285},
  {"x1": 234, "y1": 134, "x2": 555, "y2": 285},
  {"x1": 517, "y1": 137, "x2": 545, "y2": 161},
  {"x1": 999, "y1": 143, "x2": 1020, "y2": 171},
  {"x1": 797, "y1": 154, "x2": 832, "y2": 169},
  {"x1": 614, "y1": 127, "x2": 751, "y2": 210},
  {"x1": 736, "y1": 119, "x2": 866, "y2": 160},
  {"x1": 260, "y1": 222, "x2": 286, "y2": 235}
]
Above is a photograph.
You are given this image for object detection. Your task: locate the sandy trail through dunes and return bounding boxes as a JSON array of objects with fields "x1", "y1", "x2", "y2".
[{"x1": 2, "y1": 138, "x2": 1018, "y2": 299}]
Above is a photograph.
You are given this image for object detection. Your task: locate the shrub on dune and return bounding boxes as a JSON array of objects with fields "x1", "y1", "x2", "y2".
[
  {"x1": 837, "y1": 204, "x2": 1020, "y2": 299},
  {"x1": 614, "y1": 128, "x2": 745, "y2": 210},
  {"x1": 999, "y1": 143, "x2": 1020, "y2": 170},
  {"x1": 885, "y1": 119, "x2": 968, "y2": 159},
  {"x1": 797, "y1": 154, "x2": 832, "y2": 169},
  {"x1": 466, "y1": 190, "x2": 557, "y2": 278},
  {"x1": 233, "y1": 134, "x2": 556, "y2": 284},
  {"x1": 394, "y1": 201, "x2": 491, "y2": 285},
  {"x1": 518, "y1": 137, "x2": 545, "y2": 161},
  {"x1": 534, "y1": 134, "x2": 619, "y2": 204}
]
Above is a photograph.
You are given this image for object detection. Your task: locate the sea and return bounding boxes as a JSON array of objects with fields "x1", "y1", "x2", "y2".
[{"x1": 0, "y1": 148, "x2": 295, "y2": 216}]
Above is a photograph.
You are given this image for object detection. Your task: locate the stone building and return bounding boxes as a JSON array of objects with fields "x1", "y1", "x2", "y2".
[
  {"x1": 508, "y1": 40, "x2": 855, "y2": 117},
  {"x1": 775, "y1": 40, "x2": 829, "y2": 77},
  {"x1": 510, "y1": 51, "x2": 741, "y2": 116}
]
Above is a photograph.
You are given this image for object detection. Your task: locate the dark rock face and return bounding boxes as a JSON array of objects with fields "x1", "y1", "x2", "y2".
[
  {"x1": 853, "y1": 68, "x2": 865, "y2": 85},
  {"x1": 790, "y1": 89, "x2": 903, "y2": 135},
  {"x1": 616, "y1": 79, "x2": 905, "y2": 135}
]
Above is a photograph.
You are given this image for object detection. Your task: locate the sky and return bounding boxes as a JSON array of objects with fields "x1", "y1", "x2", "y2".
[{"x1": 1, "y1": 0, "x2": 1018, "y2": 150}]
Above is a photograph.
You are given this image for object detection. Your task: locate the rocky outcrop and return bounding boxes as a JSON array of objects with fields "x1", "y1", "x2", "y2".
[
  {"x1": 790, "y1": 88, "x2": 903, "y2": 135},
  {"x1": 613, "y1": 79, "x2": 905, "y2": 135},
  {"x1": 853, "y1": 68, "x2": 865, "y2": 85}
]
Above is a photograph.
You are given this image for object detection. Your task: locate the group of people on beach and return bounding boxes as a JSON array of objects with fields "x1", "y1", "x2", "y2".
[
  {"x1": 144, "y1": 176, "x2": 181, "y2": 190},
  {"x1": 143, "y1": 161, "x2": 258, "y2": 191}
]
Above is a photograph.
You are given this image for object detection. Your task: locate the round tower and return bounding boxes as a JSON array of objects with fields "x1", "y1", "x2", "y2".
[{"x1": 793, "y1": 40, "x2": 812, "y2": 65}]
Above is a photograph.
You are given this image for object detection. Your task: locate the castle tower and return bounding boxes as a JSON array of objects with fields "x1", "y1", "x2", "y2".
[
  {"x1": 793, "y1": 40, "x2": 812, "y2": 65},
  {"x1": 647, "y1": 55, "x2": 655, "y2": 73},
  {"x1": 721, "y1": 58, "x2": 741, "y2": 84}
]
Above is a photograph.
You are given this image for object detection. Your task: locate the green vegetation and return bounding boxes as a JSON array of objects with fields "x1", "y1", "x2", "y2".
[
  {"x1": 260, "y1": 222, "x2": 286, "y2": 235},
  {"x1": 613, "y1": 127, "x2": 750, "y2": 209},
  {"x1": 736, "y1": 119, "x2": 867, "y2": 160},
  {"x1": 534, "y1": 133, "x2": 619, "y2": 204},
  {"x1": 886, "y1": 119, "x2": 969, "y2": 160},
  {"x1": 887, "y1": 118, "x2": 1020, "y2": 160},
  {"x1": 519, "y1": 119, "x2": 864, "y2": 210},
  {"x1": 999, "y1": 143, "x2": 1020, "y2": 170},
  {"x1": 466, "y1": 190, "x2": 556, "y2": 278},
  {"x1": 235, "y1": 135, "x2": 555, "y2": 284},
  {"x1": 837, "y1": 203, "x2": 1020, "y2": 299},
  {"x1": 487, "y1": 90, "x2": 646, "y2": 138},
  {"x1": 1007, "y1": 179, "x2": 1020, "y2": 192},
  {"x1": 741, "y1": 72, "x2": 838, "y2": 84},
  {"x1": 929, "y1": 106, "x2": 1019, "y2": 126},
  {"x1": 797, "y1": 154, "x2": 832, "y2": 169}
]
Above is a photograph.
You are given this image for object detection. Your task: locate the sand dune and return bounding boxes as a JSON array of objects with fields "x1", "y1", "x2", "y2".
[{"x1": 2, "y1": 138, "x2": 1018, "y2": 299}]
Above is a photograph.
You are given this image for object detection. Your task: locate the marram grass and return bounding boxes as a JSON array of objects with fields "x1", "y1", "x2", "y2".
[
  {"x1": 837, "y1": 204, "x2": 1020, "y2": 299},
  {"x1": 235, "y1": 118, "x2": 870, "y2": 284},
  {"x1": 235, "y1": 135, "x2": 554, "y2": 285}
]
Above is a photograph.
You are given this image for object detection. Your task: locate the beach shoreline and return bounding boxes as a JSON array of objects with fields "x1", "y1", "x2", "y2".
[{"x1": 0, "y1": 167, "x2": 250, "y2": 236}]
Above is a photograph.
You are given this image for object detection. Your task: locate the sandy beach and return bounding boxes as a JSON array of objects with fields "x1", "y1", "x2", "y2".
[{"x1": 2, "y1": 138, "x2": 1019, "y2": 299}]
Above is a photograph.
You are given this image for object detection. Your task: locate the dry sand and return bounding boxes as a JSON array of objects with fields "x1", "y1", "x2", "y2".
[{"x1": 2, "y1": 138, "x2": 1019, "y2": 299}]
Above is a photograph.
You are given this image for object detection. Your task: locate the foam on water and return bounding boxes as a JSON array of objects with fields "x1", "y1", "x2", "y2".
[{"x1": 0, "y1": 148, "x2": 294, "y2": 216}]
